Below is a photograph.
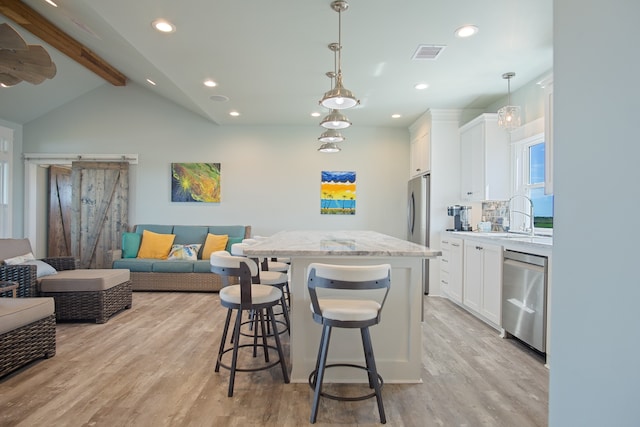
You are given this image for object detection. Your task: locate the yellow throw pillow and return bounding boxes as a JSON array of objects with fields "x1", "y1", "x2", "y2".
[
  {"x1": 201, "y1": 233, "x2": 229, "y2": 260},
  {"x1": 137, "y1": 230, "x2": 176, "y2": 259}
]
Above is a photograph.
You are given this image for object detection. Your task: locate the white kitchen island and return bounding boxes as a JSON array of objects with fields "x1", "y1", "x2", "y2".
[{"x1": 243, "y1": 230, "x2": 441, "y2": 383}]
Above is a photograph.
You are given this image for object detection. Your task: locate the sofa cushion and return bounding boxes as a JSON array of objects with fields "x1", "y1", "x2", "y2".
[
  {"x1": 113, "y1": 258, "x2": 155, "y2": 272},
  {"x1": 0, "y1": 297, "x2": 55, "y2": 334},
  {"x1": 151, "y1": 261, "x2": 194, "y2": 273},
  {"x1": 137, "y1": 230, "x2": 175, "y2": 259},
  {"x1": 201, "y1": 233, "x2": 229, "y2": 260},
  {"x1": 209, "y1": 226, "x2": 246, "y2": 239},
  {"x1": 193, "y1": 260, "x2": 214, "y2": 273},
  {"x1": 122, "y1": 232, "x2": 142, "y2": 258},
  {"x1": 0, "y1": 238, "x2": 34, "y2": 264},
  {"x1": 134, "y1": 224, "x2": 174, "y2": 235},
  {"x1": 172, "y1": 225, "x2": 209, "y2": 246},
  {"x1": 39, "y1": 269, "x2": 130, "y2": 292}
]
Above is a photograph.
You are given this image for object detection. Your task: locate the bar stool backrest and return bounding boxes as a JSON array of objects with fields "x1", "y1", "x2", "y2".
[
  {"x1": 307, "y1": 263, "x2": 391, "y2": 326},
  {"x1": 210, "y1": 251, "x2": 260, "y2": 310}
]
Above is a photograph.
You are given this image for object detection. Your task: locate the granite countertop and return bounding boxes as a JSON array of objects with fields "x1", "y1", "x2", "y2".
[{"x1": 243, "y1": 230, "x2": 441, "y2": 258}]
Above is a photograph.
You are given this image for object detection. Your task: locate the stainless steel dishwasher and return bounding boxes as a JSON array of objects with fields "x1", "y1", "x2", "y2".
[{"x1": 502, "y1": 250, "x2": 548, "y2": 353}]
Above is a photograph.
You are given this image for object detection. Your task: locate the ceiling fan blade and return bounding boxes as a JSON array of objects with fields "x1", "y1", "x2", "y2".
[
  {"x1": 41, "y1": 60, "x2": 56, "y2": 79},
  {"x1": 0, "y1": 45, "x2": 53, "y2": 67},
  {"x1": 0, "y1": 23, "x2": 28, "y2": 51},
  {"x1": 0, "y1": 72, "x2": 22, "y2": 86},
  {"x1": 0, "y1": 63, "x2": 47, "y2": 85}
]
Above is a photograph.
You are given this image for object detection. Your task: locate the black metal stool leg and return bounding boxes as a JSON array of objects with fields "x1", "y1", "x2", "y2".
[
  {"x1": 228, "y1": 308, "x2": 243, "y2": 397},
  {"x1": 268, "y1": 306, "x2": 290, "y2": 384},
  {"x1": 361, "y1": 327, "x2": 386, "y2": 424},
  {"x1": 216, "y1": 308, "x2": 233, "y2": 372},
  {"x1": 310, "y1": 324, "x2": 332, "y2": 424},
  {"x1": 258, "y1": 309, "x2": 270, "y2": 363}
]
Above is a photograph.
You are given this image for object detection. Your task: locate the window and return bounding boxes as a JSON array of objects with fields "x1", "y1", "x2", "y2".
[{"x1": 514, "y1": 134, "x2": 554, "y2": 230}]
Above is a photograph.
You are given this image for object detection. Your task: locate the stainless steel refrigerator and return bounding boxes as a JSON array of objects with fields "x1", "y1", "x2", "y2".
[{"x1": 407, "y1": 174, "x2": 430, "y2": 294}]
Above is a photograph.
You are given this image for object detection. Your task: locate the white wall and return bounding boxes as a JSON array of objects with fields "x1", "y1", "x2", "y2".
[
  {"x1": 550, "y1": 1, "x2": 640, "y2": 425},
  {"x1": 21, "y1": 83, "x2": 410, "y2": 239}
]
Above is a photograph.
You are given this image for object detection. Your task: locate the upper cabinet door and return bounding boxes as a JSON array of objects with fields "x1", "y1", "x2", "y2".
[
  {"x1": 459, "y1": 113, "x2": 509, "y2": 201},
  {"x1": 410, "y1": 130, "x2": 430, "y2": 177}
]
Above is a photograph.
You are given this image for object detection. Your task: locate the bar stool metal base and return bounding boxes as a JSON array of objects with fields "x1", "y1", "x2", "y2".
[{"x1": 308, "y1": 363, "x2": 384, "y2": 401}]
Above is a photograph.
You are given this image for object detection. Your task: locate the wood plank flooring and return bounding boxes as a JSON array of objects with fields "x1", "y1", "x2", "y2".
[{"x1": 0, "y1": 293, "x2": 548, "y2": 426}]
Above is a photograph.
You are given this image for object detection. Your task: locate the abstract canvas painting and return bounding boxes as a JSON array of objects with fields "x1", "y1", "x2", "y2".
[
  {"x1": 320, "y1": 170, "x2": 356, "y2": 215},
  {"x1": 171, "y1": 163, "x2": 221, "y2": 202}
]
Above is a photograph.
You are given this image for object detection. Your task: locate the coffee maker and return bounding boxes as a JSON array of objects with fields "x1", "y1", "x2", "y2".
[{"x1": 447, "y1": 205, "x2": 472, "y2": 231}]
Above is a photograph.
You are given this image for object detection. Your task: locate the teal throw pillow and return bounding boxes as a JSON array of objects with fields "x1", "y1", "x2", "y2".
[
  {"x1": 226, "y1": 236, "x2": 244, "y2": 252},
  {"x1": 122, "y1": 232, "x2": 142, "y2": 258}
]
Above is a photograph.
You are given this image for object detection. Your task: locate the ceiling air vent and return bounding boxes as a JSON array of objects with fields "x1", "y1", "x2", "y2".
[{"x1": 412, "y1": 44, "x2": 446, "y2": 60}]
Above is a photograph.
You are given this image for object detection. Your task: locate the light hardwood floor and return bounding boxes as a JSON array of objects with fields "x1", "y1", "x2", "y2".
[{"x1": 0, "y1": 292, "x2": 548, "y2": 426}]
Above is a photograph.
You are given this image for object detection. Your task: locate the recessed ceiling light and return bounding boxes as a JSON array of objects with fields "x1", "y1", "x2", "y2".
[
  {"x1": 414, "y1": 83, "x2": 429, "y2": 90},
  {"x1": 391, "y1": 114, "x2": 402, "y2": 119},
  {"x1": 146, "y1": 79, "x2": 156, "y2": 86},
  {"x1": 229, "y1": 111, "x2": 240, "y2": 117},
  {"x1": 45, "y1": 0, "x2": 58, "y2": 7},
  {"x1": 311, "y1": 112, "x2": 321, "y2": 117},
  {"x1": 455, "y1": 25, "x2": 479, "y2": 38},
  {"x1": 152, "y1": 19, "x2": 176, "y2": 33},
  {"x1": 204, "y1": 79, "x2": 217, "y2": 87}
]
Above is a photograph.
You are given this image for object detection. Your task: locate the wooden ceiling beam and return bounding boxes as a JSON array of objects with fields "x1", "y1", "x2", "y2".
[{"x1": 0, "y1": 0, "x2": 126, "y2": 86}]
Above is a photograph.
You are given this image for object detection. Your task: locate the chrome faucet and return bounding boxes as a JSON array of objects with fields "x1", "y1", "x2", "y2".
[{"x1": 508, "y1": 195, "x2": 535, "y2": 236}]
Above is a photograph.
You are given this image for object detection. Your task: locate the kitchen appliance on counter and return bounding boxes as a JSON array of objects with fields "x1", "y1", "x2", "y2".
[
  {"x1": 407, "y1": 175, "x2": 430, "y2": 294},
  {"x1": 502, "y1": 250, "x2": 548, "y2": 353},
  {"x1": 447, "y1": 205, "x2": 472, "y2": 231}
]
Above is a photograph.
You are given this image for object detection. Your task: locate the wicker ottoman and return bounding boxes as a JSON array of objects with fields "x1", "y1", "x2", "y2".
[
  {"x1": 0, "y1": 297, "x2": 56, "y2": 378},
  {"x1": 39, "y1": 269, "x2": 132, "y2": 324}
]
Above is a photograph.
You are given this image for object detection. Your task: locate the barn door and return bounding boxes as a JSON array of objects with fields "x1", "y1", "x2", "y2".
[
  {"x1": 48, "y1": 165, "x2": 73, "y2": 257},
  {"x1": 71, "y1": 161, "x2": 129, "y2": 269}
]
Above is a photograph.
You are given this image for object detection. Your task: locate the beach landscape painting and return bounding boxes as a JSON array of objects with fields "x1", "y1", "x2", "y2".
[{"x1": 320, "y1": 171, "x2": 356, "y2": 215}]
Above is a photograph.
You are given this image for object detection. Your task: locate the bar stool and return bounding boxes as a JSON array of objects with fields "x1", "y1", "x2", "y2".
[
  {"x1": 210, "y1": 251, "x2": 290, "y2": 397},
  {"x1": 231, "y1": 242, "x2": 290, "y2": 332},
  {"x1": 307, "y1": 263, "x2": 391, "y2": 424}
]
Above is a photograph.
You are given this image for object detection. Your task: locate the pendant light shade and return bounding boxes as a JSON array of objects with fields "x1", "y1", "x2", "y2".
[
  {"x1": 318, "y1": 142, "x2": 341, "y2": 153},
  {"x1": 320, "y1": 74, "x2": 359, "y2": 109},
  {"x1": 497, "y1": 72, "x2": 521, "y2": 131},
  {"x1": 318, "y1": 129, "x2": 345, "y2": 143},
  {"x1": 320, "y1": 109, "x2": 351, "y2": 129}
]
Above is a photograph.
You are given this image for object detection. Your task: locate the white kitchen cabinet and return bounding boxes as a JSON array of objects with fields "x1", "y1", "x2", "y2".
[
  {"x1": 459, "y1": 113, "x2": 509, "y2": 201},
  {"x1": 409, "y1": 131, "x2": 430, "y2": 177},
  {"x1": 463, "y1": 239, "x2": 502, "y2": 326},
  {"x1": 440, "y1": 237, "x2": 463, "y2": 304}
]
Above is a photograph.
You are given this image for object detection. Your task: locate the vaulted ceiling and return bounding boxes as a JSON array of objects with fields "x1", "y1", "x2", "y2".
[{"x1": 0, "y1": 0, "x2": 552, "y2": 127}]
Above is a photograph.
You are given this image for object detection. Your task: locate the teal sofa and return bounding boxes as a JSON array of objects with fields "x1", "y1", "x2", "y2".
[{"x1": 111, "y1": 224, "x2": 251, "y2": 292}]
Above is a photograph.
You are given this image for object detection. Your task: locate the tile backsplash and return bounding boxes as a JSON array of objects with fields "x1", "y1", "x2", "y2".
[{"x1": 481, "y1": 200, "x2": 509, "y2": 231}]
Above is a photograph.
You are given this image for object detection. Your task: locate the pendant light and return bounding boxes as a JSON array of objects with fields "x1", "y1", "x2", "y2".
[
  {"x1": 320, "y1": 45, "x2": 352, "y2": 129},
  {"x1": 497, "y1": 72, "x2": 521, "y2": 131},
  {"x1": 318, "y1": 142, "x2": 341, "y2": 153},
  {"x1": 319, "y1": 0, "x2": 359, "y2": 110},
  {"x1": 318, "y1": 129, "x2": 345, "y2": 143}
]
